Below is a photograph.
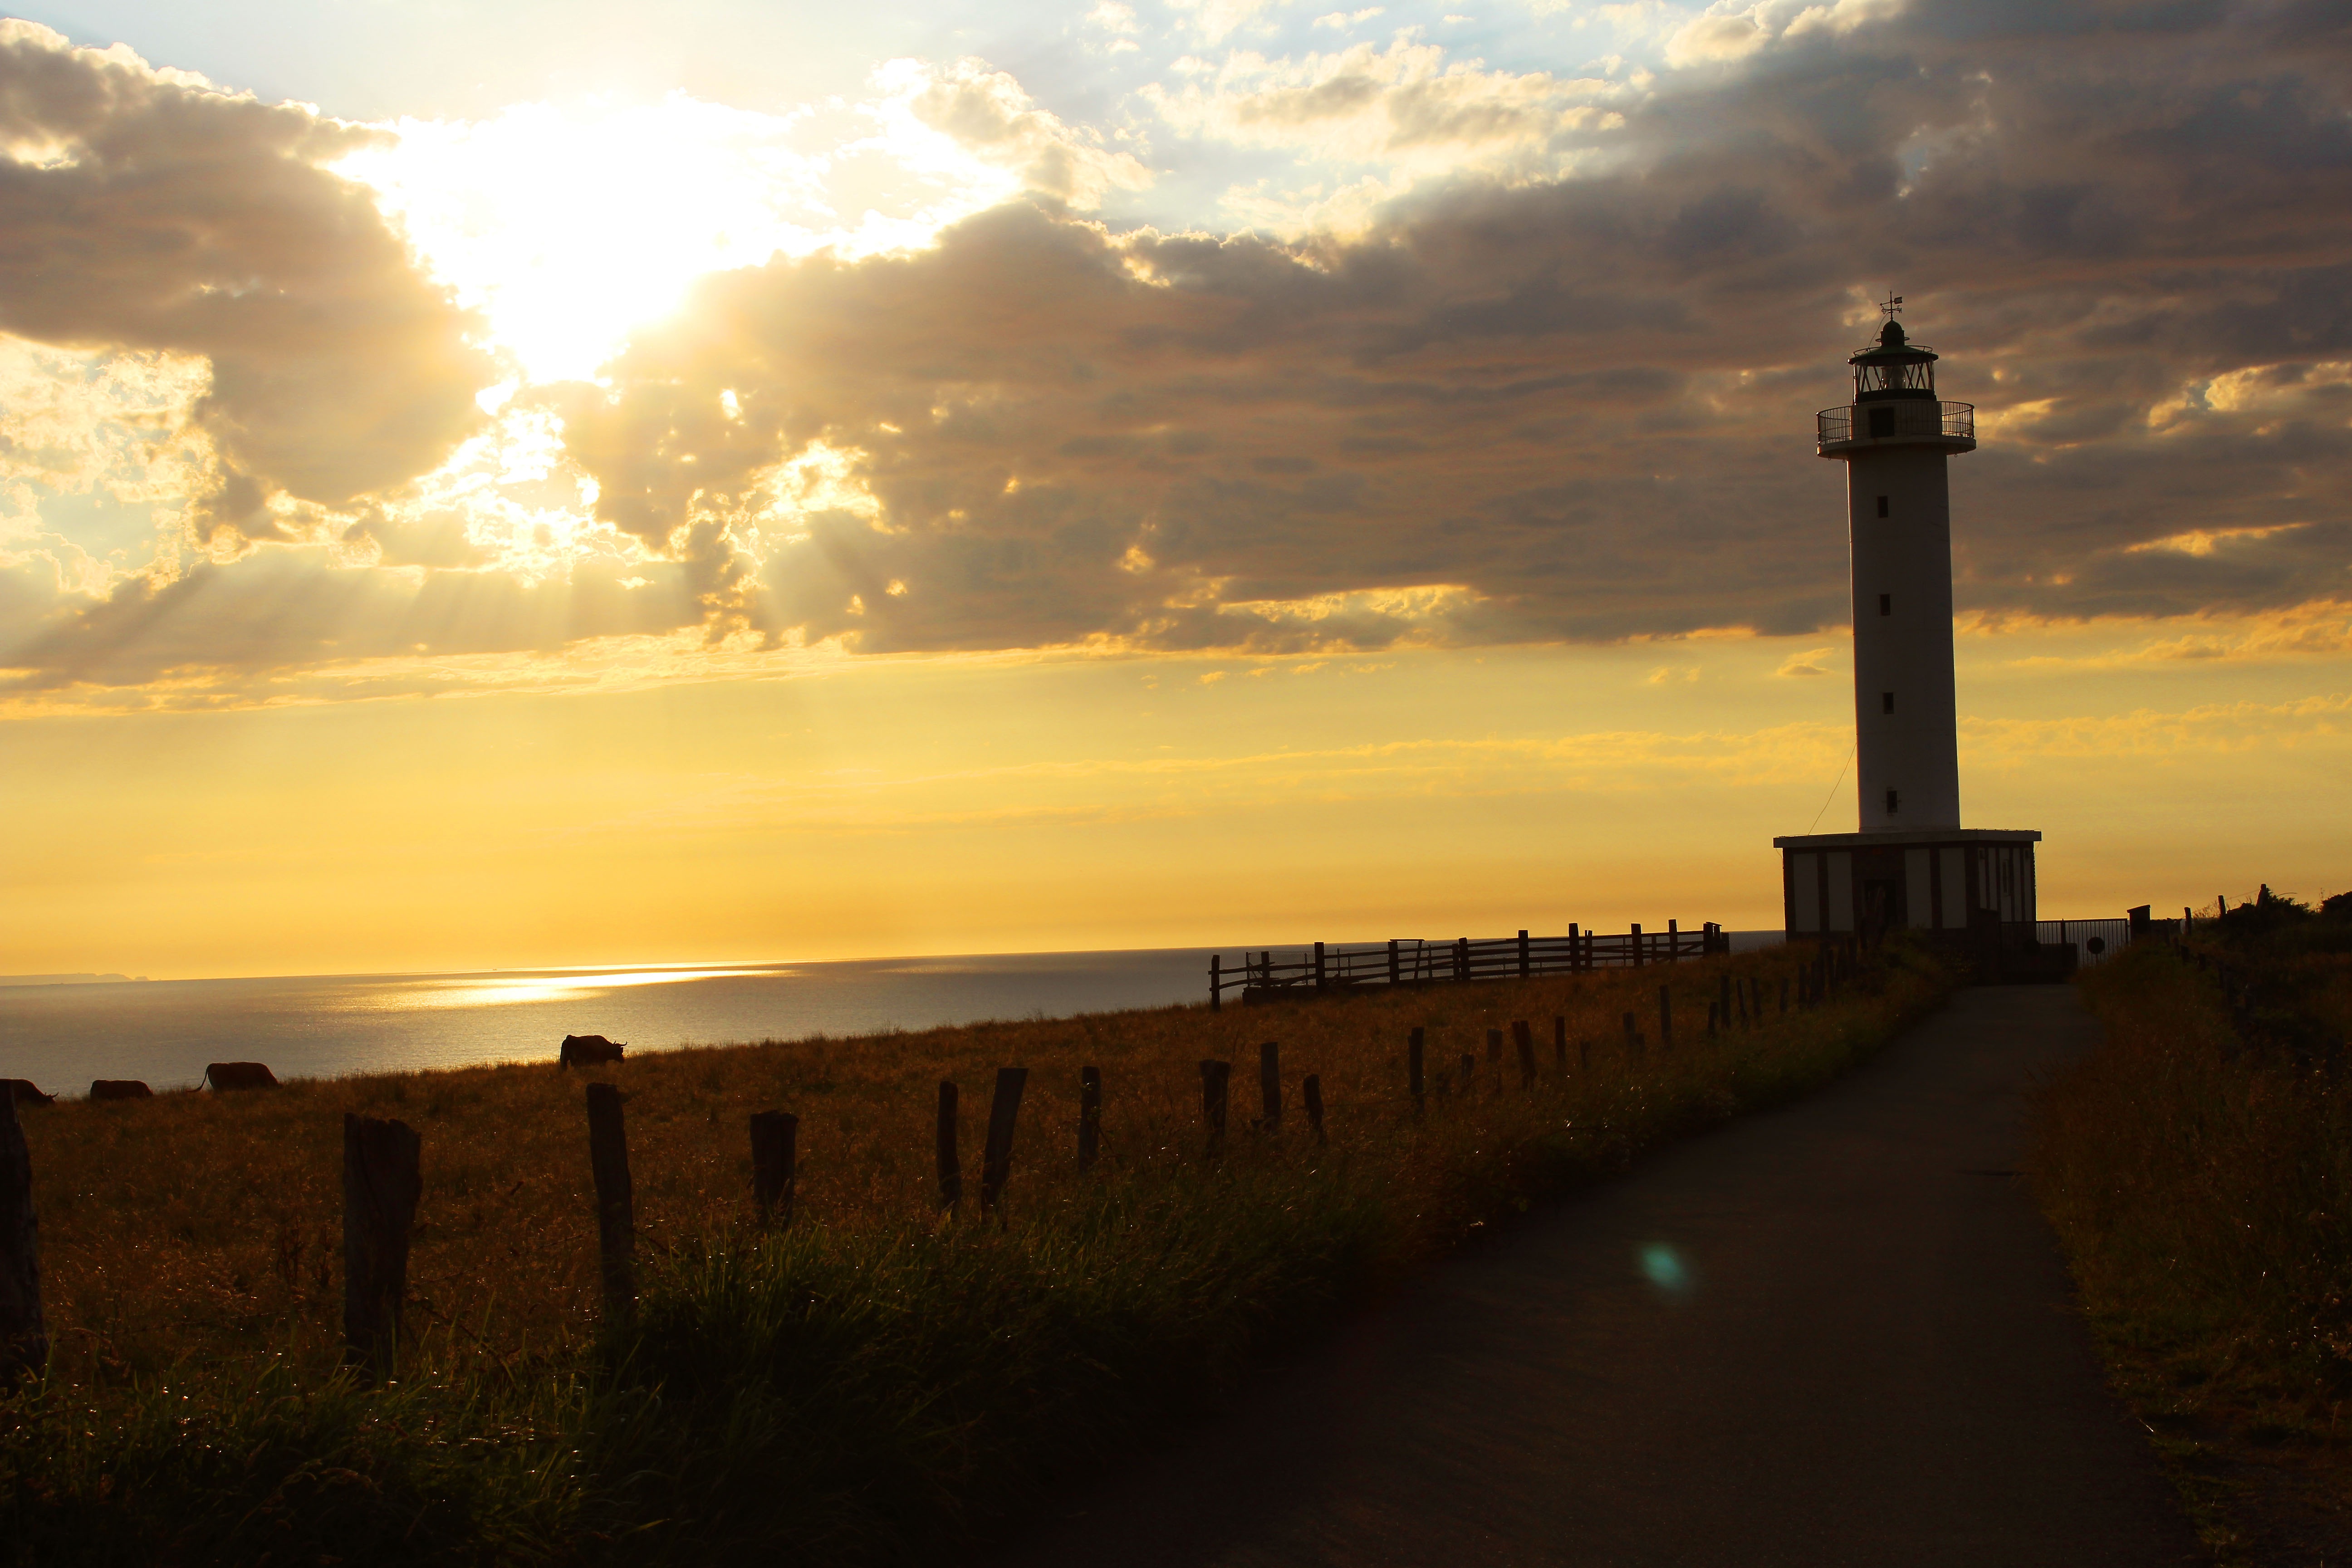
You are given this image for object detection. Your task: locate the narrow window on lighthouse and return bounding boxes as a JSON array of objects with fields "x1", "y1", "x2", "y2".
[
  {"x1": 1878, "y1": 593, "x2": 1891, "y2": 616},
  {"x1": 1886, "y1": 788, "x2": 1901, "y2": 814},
  {"x1": 1882, "y1": 691, "x2": 1895, "y2": 714},
  {"x1": 1875, "y1": 495, "x2": 1889, "y2": 518}
]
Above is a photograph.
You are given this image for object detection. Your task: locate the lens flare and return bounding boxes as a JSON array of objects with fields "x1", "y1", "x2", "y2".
[{"x1": 1640, "y1": 1241, "x2": 1693, "y2": 1300}]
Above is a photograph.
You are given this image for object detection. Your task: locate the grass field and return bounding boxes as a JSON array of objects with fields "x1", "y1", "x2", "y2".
[
  {"x1": 4, "y1": 939, "x2": 1953, "y2": 1565},
  {"x1": 2030, "y1": 896, "x2": 2352, "y2": 1565}
]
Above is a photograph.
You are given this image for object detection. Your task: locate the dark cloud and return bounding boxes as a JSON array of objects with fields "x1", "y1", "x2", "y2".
[
  {"x1": 541, "y1": 0, "x2": 2352, "y2": 660},
  {"x1": 0, "y1": 23, "x2": 491, "y2": 534}
]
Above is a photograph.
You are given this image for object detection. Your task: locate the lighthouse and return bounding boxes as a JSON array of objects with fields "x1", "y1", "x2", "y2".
[{"x1": 1774, "y1": 301, "x2": 2045, "y2": 956}]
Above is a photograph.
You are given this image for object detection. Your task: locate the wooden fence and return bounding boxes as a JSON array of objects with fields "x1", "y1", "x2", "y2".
[{"x1": 1208, "y1": 921, "x2": 1730, "y2": 1010}]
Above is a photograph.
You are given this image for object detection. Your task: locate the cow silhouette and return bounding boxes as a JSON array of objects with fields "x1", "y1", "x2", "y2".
[
  {"x1": 560, "y1": 1034, "x2": 626, "y2": 1069},
  {"x1": 90, "y1": 1080, "x2": 153, "y2": 1100},
  {"x1": 205, "y1": 1062, "x2": 279, "y2": 1091},
  {"x1": 0, "y1": 1079, "x2": 53, "y2": 1107}
]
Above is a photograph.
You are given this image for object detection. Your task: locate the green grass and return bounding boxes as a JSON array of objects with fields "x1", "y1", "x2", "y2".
[{"x1": 3, "y1": 940, "x2": 1955, "y2": 1565}]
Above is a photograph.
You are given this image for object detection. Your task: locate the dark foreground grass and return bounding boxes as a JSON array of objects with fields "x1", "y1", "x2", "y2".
[
  {"x1": 2029, "y1": 897, "x2": 2352, "y2": 1564},
  {"x1": 4, "y1": 941, "x2": 1953, "y2": 1566}
]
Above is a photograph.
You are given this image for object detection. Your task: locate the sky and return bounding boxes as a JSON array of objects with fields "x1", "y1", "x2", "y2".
[{"x1": 0, "y1": 0, "x2": 2347, "y2": 978}]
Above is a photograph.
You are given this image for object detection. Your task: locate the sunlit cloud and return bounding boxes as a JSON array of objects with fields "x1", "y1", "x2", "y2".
[
  {"x1": 336, "y1": 67, "x2": 1135, "y2": 385},
  {"x1": 1142, "y1": 36, "x2": 1625, "y2": 230}
]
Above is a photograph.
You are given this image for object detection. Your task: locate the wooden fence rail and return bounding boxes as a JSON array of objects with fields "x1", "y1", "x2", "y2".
[{"x1": 1209, "y1": 920, "x2": 1730, "y2": 1009}]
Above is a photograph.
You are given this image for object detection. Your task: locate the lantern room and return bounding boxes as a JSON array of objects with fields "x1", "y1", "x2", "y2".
[{"x1": 1850, "y1": 318, "x2": 1940, "y2": 401}]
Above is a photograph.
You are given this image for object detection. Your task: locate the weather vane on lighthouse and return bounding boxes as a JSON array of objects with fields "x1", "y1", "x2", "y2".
[{"x1": 1772, "y1": 296, "x2": 2055, "y2": 976}]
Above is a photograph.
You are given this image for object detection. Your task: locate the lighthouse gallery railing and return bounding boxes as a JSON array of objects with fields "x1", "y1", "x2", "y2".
[{"x1": 1816, "y1": 400, "x2": 1974, "y2": 448}]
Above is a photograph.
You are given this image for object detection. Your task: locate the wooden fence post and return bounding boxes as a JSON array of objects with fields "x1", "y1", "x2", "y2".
[
  {"x1": 1210, "y1": 953, "x2": 1221, "y2": 1012},
  {"x1": 343, "y1": 1113, "x2": 421, "y2": 1376},
  {"x1": 1408, "y1": 1027, "x2": 1426, "y2": 1113},
  {"x1": 979, "y1": 1068, "x2": 1028, "y2": 1216},
  {"x1": 1631, "y1": 923, "x2": 1644, "y2": 967},
  {"x1": 936, "y1": 1081, "x2": 961, "y2": 1210},
  {"x1": 750, "y1": 1110, "x2": 797, "y2": 1223},
  {"x1": 1259, "y1": 1041, "x2": 1282, "y2": 1130},
  {"x1": 1200, "y1": 1060, "x2": 1230, "y2": 1154},
  {"x1": 1314, "y1": 942, "x2": 1327, "y2": 994},
  {"x1": 0, "y1": 1087, "x2": 46, "y2": 1383},
  {"x1": 1668, "y1": 918, "x2": 1679, "y2": 963},
  {"x1": 1519, "y1": 930, "x2": 1530, "y2": 979},
  {"x1": 1553, "y1": 1015, "x2": 1568, "y2": 1073},
  {"x1": 584, "y1": 1083, "x2": 636, "y2": 1328},
  {"x1": 1570, "y1": 922, "x2": 1583, "y2": 971},
  {"x1": 1079, "y1": 1066, "x2": 1102, "y2": 1171},
  {"x1": 1303, "y1": 1074, "x2": 1326, "y2": 1145},
  {"x1": 1389, "y1": 939, "x2": 1401, "y2": 987},
  {"x1": 1512, "y1": 1020, "x2": 1536, "y2": 1089},
  {"x1": 1658, "y1": 986, "x2": 1672, "y2": 1048},
  {"x1": 1455, "y1": 937, "x2": 1469, "y2": 983}
]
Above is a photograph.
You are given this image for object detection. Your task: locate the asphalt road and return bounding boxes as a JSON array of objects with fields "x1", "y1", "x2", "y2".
[{"x1": 993, "y1": 983, "x2": 2200, "y2": 1567}]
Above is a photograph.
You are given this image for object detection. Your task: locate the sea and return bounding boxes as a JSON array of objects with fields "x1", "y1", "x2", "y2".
[{"x1": 0, "y1": 935, "x2": 1786, "y2": 1098}]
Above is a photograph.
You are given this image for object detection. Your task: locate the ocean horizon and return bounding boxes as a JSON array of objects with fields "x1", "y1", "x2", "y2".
[{"x1": 1, "y1": 934, "x2": 1788, "y2": 1097}]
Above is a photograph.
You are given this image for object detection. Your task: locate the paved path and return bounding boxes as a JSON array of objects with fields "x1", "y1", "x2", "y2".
[{"x1": 996, "y1": 985, "x2": 2200, "y2": 1567}]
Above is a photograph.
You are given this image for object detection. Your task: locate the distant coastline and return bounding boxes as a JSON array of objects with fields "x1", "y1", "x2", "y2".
[{"x1": 0, "y1": 973, "x2": 149, "y2": 987}]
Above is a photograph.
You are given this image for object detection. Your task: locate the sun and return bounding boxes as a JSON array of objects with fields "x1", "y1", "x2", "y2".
[{"x1": 336, "y1": 83, "x2": 1032, "y2": 385}]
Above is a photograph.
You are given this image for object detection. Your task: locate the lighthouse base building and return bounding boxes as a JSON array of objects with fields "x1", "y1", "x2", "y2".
[
  {"x1": 1774, "y1": 310, "x2": 2054, "y2": 970},
  {"x1": 1774, "y1": 827, "x2": 2039, "y2": 943}
]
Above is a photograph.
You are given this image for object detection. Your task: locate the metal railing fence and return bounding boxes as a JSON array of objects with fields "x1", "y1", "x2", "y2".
[{"x1": 1817, "y1": 400, "x2": 1975, "y2": 448}]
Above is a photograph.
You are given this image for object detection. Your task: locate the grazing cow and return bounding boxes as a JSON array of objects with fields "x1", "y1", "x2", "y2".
[
  {"x1": 559, "y1": 1034, "x2": 626, "y2": 1069},
  {"x1": 0, "y1": 1079, "x2": 53, "y2": 1107},
  {"x1": 205, "y1": 1062, "x2": 279, "y2": 1091},
  {"x1": 90, "y1": 1080, "x2": 153, "y2": 1101}
]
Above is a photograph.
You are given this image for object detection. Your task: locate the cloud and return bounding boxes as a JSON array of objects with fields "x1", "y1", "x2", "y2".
[
  {"x1": 552, "y1": 0, "x2": 2352, "y2": 666},
  {"x1": 1665, "y1": 0, "x2": 1902, "y2": 66},
  {"x1": 891, "y1": 58, "x2": 1153, "y2": 211},
  {"x1": 1776, "y1": 647, "x2": 1833, "y2": 676},
  {"x1": 11, "y1": 0, "x2": 2352, "y2": 701},
  {"x1": 1167, "y1": 0, "x2": 1293, "y2": 45},
  {"x1": 0, "y1": 23, "x2": 492, "y2": 540},
  {"x1": 1142, "y1": 38, "x2": 1625, "y2": 214}
]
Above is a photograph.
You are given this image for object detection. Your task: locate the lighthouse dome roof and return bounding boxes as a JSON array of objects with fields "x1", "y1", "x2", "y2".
[{"x1": 1851, "y1": 317, "x2": 1937, "y2": 367}]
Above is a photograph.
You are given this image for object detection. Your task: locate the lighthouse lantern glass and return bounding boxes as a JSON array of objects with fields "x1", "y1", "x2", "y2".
[{"x1": 1854, "y1": 359, "x2": 1936, "y2": 398}]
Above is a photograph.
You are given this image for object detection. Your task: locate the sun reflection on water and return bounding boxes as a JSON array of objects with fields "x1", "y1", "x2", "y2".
[{"x1": 355, "y1": 967, "x2": 784, "y2": 1012}]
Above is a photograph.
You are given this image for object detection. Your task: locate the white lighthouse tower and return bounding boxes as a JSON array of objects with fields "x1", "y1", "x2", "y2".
[{"x1": 1774, "y1": 300, "x2": 2045, "y2": 959}]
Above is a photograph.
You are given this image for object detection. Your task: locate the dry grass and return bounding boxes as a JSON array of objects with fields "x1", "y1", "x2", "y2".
[
  {"x1": 2030, "y1": 914, "x2": 2352, "y2": 1564},
  {"x1": 5, "y1": 941, "x2": 1953, "y2": 1565},
  {"x1": 32, "y1": 955, "x2": 1804, "y2": 1378}
]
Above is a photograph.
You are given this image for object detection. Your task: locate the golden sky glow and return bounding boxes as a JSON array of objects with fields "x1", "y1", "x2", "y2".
[
  {"x1": 1, "y1": 5, "x2": 2347, "y2": 978},
  {"x1": 6, "y1": 615, "x2": 2346, "y2": 979}
]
